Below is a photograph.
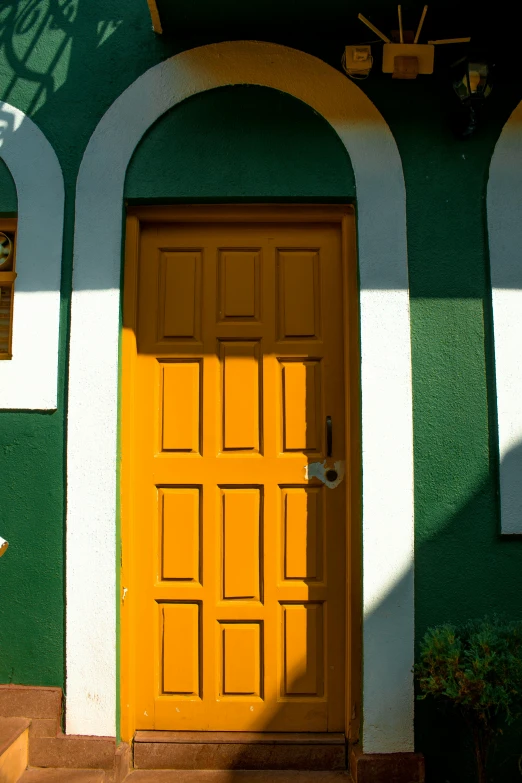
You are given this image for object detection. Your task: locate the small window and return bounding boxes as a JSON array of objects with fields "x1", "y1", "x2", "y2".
[{"x1": 0, "y1": 219, "x2": 17, "y2": 359}]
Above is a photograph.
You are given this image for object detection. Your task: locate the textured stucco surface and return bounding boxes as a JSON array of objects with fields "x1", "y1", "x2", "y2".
[
  {"x1": 375, "y1": 79, "x2": 522, "y2": 779},
  {"x1": 0, "y1": 117, "x2": 63, "y2": 688},
  {"x1": 0, "y1": 411, "x2": 64, "y2": 686},
  {"x1": 125, "y1": 86, "x2": 355, "y2": 200},
  {"x1": 0, "y1": 0, "x2": 522, "y2": 777}
]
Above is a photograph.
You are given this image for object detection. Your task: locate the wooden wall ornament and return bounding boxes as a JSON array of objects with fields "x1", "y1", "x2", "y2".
[{"x1": 354, "y1": 6, "x2": 470, "y2": 80}]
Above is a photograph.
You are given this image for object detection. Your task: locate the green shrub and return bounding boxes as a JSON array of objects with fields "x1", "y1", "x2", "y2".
[{"x1": 414, "y1": 617, "x2": 522, "y2": 783}]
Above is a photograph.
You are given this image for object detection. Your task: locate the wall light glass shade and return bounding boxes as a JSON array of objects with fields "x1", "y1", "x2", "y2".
[{"x1": 453, "y1": 60, "x2": 492, "y2": 102}]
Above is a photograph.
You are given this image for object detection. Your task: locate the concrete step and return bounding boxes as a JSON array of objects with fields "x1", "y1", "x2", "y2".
[
  {"x1": 18, "y1": 771, "x2": 105, "y2": 782},
  {"x1": 28, "y1": 734, "x2": 116, "y2": 770},
  {"x1": 0, "y1": 716, "x2": 31, "y2": 782},
  {"x1": 133, "y1": 732, "x2": 347, "y2": 771},
  {"x1": 0, "y1": 687, "x2": 62, "y2": 725},
  {"x1": 126, "y1": 773, "x2": 351, "y2": 782}
]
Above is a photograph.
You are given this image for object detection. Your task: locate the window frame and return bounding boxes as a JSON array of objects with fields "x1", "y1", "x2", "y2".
[{"x1": 0, "y1": 217, "x2": 18, "y2": 360}]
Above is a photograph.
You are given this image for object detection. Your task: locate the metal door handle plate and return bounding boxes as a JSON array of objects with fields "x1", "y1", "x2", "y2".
[{"x1": 305, "y1": 459, "x2": 345, "y2": 488}]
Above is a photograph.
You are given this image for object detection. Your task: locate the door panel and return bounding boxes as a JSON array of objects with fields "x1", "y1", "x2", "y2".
[{"x1": 130, "y1": 220, "x2": 346, "y2": 732}]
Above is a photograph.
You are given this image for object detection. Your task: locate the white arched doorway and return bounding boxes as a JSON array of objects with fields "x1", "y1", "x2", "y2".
[
  {"x1": 488, "y1": 102, "x2": 522, "y2": 535},
  {"x1": 0, "y1": 101, "x2": 63, "y2": 409},
  {"x1": 66, "y1": 41, "x2": 415, "y2": 753}
]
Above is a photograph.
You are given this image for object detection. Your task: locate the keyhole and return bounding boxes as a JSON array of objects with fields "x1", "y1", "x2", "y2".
[{"x1": 326, "y1": 469, "x2": 338, "y2": 483}]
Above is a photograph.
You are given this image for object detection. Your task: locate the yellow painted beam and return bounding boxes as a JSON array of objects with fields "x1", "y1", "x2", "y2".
[
  {"x1": 428, "y1": 37, "x2": 471, "y2": 45},
  {"x1": 146, "y1": 0, "x2": 163, "y2": 33}
]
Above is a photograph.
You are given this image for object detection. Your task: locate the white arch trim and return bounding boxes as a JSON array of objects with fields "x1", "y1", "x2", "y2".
[
  {"x1": 488, "y1": 103, "x2": 522, "y2": 535},
  {"x1": 0, "y1": 102, "x2": 63, "y2": 409},
  {"x1": 67, "y1": 41, "x2": 415, "y2": 752}
]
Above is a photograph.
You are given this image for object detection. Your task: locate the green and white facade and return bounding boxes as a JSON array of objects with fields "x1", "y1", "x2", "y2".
[{"x1": 1, "y1": 1, "x2": 522, "y2": 778}]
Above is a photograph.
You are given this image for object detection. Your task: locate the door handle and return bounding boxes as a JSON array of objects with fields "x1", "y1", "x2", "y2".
[
  {"x1": 325, "y1": 415, "x2": 338, "y2": 482},
  {"x1": 305, "y1": 417, "x2": 344, "y2": 487},
  {"x1": 326, "y1": 415, "x2": 333, "y2": 458}
]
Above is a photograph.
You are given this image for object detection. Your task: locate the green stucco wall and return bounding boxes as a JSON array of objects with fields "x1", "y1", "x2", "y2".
[
  {"x1": 0, "y1": 152, "x2": 65, "y2": 688},
  {"x1": 0, "y1": 411, "x2": 65, "y2": 686},
  {"x1": 2, "y1": 1, "x2": 522, "y2": 778},
  {"x1": 125, "y1": 86, "x2": 355, "y2": 200},
  {"x1": 362, "y1": 78, "x2": 522, "y2": 779}
]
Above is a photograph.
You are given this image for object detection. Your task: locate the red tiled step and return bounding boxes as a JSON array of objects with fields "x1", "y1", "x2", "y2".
[
  {"x1": 126, "y1": 773, "x2": 352, "y2": 782},
  {"x1": 133, "y1": 732, "x2": 346, "y2": 772},
  {"x1": 29, "y1": 734, "x2": 116, "y2": 769}
]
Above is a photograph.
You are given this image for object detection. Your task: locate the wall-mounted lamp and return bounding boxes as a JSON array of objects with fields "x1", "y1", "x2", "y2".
[
  {"x1": 0, "y1": 536, "x2": 8, "y2": 557},
  {"x1": 453, "y1": 58, "x2": 492, "y2": 101},
  {"x1": 452, "y1": 56, "x2": 493, "y2": 137}
]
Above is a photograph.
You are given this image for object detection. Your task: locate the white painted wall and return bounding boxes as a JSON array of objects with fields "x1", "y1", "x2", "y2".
[
  {"x1": 0, "y1": 101, "x2": 64, "y2": 410},
  {"x1": 488, "y1": 101, "x2": 522, "y2": 535},
  {"x1": 67, "y1": 41, "x2": 414, "y2": 751}
]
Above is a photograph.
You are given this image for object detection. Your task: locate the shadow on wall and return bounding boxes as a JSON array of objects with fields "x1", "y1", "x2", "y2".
[
  {"x1": 0, "y1": 0, "x2": 79, "y2": 116},
  {"x1": 0, "y1": 102, "x2": 19, "y2": 154},
  {"x1": 0, "y1": 0, "x2": 174, "y2": 195},
  {"x1": 350, "y1": 429, "x2": 522, "y2": 783},
  {"x1": 0, "y1": 0, "x2": 123, "y2": 115}
]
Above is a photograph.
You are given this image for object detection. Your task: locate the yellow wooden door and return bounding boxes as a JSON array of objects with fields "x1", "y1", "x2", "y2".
[{"x1": 128, "y1": 216, "x2": 346, "y2": 732}]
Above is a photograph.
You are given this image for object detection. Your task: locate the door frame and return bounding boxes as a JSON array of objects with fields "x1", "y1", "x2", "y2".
[{"x1": 120, "y1": 203, "x2": 361, "y2": 742}]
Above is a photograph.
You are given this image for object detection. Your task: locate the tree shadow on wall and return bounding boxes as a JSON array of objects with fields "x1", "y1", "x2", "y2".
[
  {"x1": 0, "y1": 102, "x2": 16, "y2": 148},
  {"x1": 0, "y1": 0, "x2": 80, "y2": 115},
  {"x1": 0, "y1": 0, "x2": 176, "y2": 171},
  {"x1": 0, "y1": 0, "x2": 158, "y2": 181}
]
